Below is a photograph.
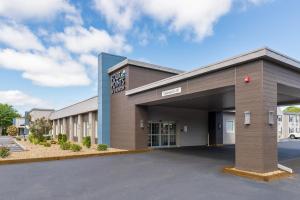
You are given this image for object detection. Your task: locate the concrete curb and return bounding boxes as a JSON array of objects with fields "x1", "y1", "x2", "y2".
[
  {"x1": 0, "y1": 149, "x2": 151, "y2": 165},
  {"x1": 223, "y1": 166, "x2": 293, "y2": 182}
]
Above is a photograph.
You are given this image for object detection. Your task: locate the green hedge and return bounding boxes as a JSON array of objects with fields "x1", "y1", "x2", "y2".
[
  {"x1": 58, "y1": 133, "x2": 68, "y2": 144},
  {"x1": 97, "y1": 144, "x2": 108, "y2": 151},
  {"x1": 60, "y1": 141, "x2": 71, "y2": 150},
  {"x1": 0, "y1": 147, "x2": 10, "y2": 158},
  {"x1": 70, "y1": 144, "x2": 82, "y2": 152},
  {"x1": 82, "y1": 136, "x2": 91, "y2": 148}
]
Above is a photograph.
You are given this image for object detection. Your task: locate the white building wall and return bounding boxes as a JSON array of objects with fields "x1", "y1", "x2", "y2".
[{"x1": 148, "y1": 106, "x2": 208, "y2": 147}]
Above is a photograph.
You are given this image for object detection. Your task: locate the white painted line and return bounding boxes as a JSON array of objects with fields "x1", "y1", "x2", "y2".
[{"x1": 278, "y1": 163, "x2": 293, "y2": 174}]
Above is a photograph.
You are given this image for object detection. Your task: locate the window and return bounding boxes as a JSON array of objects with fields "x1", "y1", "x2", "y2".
[
  {"x1": 289, "y1": 115, "x2": 294, "y2": 122},
  {"x1": 277, "y1": 115, "x2": 282, "y2": 122},
  {"x1": 226, "y1": 121, "x2": 234, "y2": 133},
  {"x1": 289, "y1": 128, "x2": 294, "y2": 133}
]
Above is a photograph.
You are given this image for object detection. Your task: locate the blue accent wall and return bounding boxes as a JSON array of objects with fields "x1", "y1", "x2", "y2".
[{"x1": 98, "y1": 53, "x2": 126, "y2": 145}]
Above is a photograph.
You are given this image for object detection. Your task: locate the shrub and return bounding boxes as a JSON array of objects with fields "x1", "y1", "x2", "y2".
[
  {"x1": 82, "y1": 136, "x2": 91, "y2": 148},
  {"x1": 57, "y1": 133, "x2": 62, "y2": 142},
  {"x1": 97, "y1": 144, "x2": 108, "y2": 151},
  {"x1": 7, "y1": 125, "x2": 18, "y2": 136},
  {"x1": 28, "y1": 133, "x2": 45, "y2": 144},
  {"x1": 28, "y1": 134, "x2": 34, "y2": 143},
  {"x1": 0, "y1": 147, "x2": 10, "y2": 158},
  {"x1": 60, "y1": 141, "x2": 71, "y2": 150},
  {"x1": 16, "y1": 136, "x2": 21, "y2": 141},
  {"x1": 70, "y1": 144, "x2": 82, "y2": 152},
  {"x1": 43, "y1": 142, "x2": 51, "y2": 147},
  {"x1": 33, "y1": 138, "x2": 40, "y2": 145},
  {"x1": 58, "y1": 134, "x2": 67, "y2": 144},
  {"x1": 29, "y1": 117, "x2": 52, "y2": 141},
  {"x1": 23, "y1": 138, "x2": 27, "y2": 142}
]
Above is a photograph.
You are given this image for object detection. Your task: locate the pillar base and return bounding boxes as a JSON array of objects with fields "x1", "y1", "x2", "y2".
[{"x1": 223, "y1": 166, "x2": 292, "y2": 182}]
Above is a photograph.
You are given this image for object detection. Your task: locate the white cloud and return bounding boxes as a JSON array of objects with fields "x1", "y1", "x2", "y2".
[
  {"x1": 94, "y1": 0, "x2": 271, "y2": 41},
  {"x1": 52, "y1": 26, "x2": 132, "y2": 54},
  {"x1": 0, "y1": 48, "x2": 91, "y2": 87},
  {"x1": 0, "y1": 90, "x2": 49, "y2": 112},
  {"x1": 79, "y1": 54, "x2": 98, "y2": 68},
  {"x1": 94, "y1": 0, "x2": 232, "y2": 41},
  {"x1": 0, "y1": 21, "x2": 44, "y2": 51},
  {"x1": 0, "y1": 0, "x2": 79, "y2": 22},
  {"x1": 93, "y1": 0, "x2": 139, "y2": 31},
  {"x1": 247, "y1": 0, "x2": 269, "y2": 5}
]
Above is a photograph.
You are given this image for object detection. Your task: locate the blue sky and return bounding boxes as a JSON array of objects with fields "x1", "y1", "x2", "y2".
[{"x1": 0, "y1": 0, "x2": 299, "y2": 114}]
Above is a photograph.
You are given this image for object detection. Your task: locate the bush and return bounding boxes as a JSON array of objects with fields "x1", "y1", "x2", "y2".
[
  {"x1": 28, "y1": 133, "x2": 45, "y2": 144},
  {"x1": 7, "y1": 125, "x2": 18, "y2": 136},
  {"x1": 39, "y1": 141, "x2": 50, "y2": 147},
  {"x1": 82, "y1": 136, "x2": 91, "y2": 148},
  {"x1": 0, "y1": 147, "x2": 10, "y2": 158},
  {"x1": 16, "y1": 136, "x2": 21, "y2": 141},
  {"x1": 28, "y1": 117, "x2": 52, "y2": 141},
  {"x1": 32, "y1": 137, "x2": 40, "y2": 145},
  {"x1": 28, "y1": 134, "x2": 34, "y2": 143},
  {"x1": 60, "y1": 141, "x2": 71, "y2": 150},
  {"x1": 97, "y1": 144, "x2": 108, "y2": 151},
  {"x1": 58, "y1": 134, "x2": 67, "y2": 144},
  {"x1": 43, "y1": 142, "x2": 51, "y2": 147},
  {"x1": 70, "y1": 144, "x2": 82, "y2": 152},
  {"x1": 57, "y1": 133, "x2": 62, "y2": 141}
]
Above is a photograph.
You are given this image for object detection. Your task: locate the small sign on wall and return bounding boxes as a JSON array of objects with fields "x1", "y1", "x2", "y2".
[{"x1": 162, "y1": 87, "x2": 182, "y2": 97}]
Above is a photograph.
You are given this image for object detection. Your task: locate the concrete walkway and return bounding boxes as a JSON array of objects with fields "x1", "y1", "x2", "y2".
[{"x1": 0, "y1": 136, "x2": 23, "y2": 152}]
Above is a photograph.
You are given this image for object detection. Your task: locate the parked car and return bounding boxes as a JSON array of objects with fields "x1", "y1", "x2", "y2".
[{"x1": 288, "y1": 133, "x2": 300, "y2": 139}]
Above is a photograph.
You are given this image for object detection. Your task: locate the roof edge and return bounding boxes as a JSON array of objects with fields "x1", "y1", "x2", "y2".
[
  {"x1": 51, "y1": 96, "x2": 98, "y2": 113},
  {"x1": 125, "y1": 47, "x2": 300, "y2": 96},
  {"x1": 107, "y1": 58, "x2": 184, "y2": 74}
]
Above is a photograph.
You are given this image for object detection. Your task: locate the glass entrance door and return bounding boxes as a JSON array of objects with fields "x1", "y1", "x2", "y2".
[{"x1": 148, "y1": 121, "x2": 177, "y2": 147}]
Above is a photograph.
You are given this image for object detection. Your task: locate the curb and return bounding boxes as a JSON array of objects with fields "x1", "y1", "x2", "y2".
[
  {"x1": 0, "y1": 149, "x2": 151, "y2": 165},
  {"x1": 222, "y1": 166, "x2": 293, "y2": 182}
]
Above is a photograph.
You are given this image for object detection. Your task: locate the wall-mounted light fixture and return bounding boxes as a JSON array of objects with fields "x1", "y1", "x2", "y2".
[
  {"x1": 183, "y1": 125, "x2": 188, "y2": 133},
  {"x1": 140, "y1": 120, "x2": 144, "y2": 128},
  {"x1": 268, "y1": 111, "x2": 274, "y2": 125},
  {"x1": 244, "y1": 111, "x2": 251, "y2": 125}
]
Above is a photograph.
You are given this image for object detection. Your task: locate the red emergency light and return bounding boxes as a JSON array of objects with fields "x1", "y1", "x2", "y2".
[{"x1": 244, "y1": 76, "x2": 251, "y2": 83}]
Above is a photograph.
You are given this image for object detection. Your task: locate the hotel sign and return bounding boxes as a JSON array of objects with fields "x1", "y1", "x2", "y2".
[
  {"x1": 111, "y1": 70, "x2": 126, "y2": 94},
  {"x1": 162, "y1": 87, "x2": 182, "y2": 97}
]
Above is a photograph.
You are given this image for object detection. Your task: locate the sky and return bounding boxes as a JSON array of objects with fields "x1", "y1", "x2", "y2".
[{"x1": 0, "y1": 0, "x2": 299, "y2": 115}]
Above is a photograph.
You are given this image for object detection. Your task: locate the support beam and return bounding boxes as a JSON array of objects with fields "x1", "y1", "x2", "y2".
[
  {"x1": 88, "y1": 112, "x2": 96, "y2": 144},
  {"x1": 69, "y1": 116, "x2": 74, "y2": 141},
  {"x1": 52, "y1": 120, "x2": 57, "y2": 138},
  {"x1": 235, "y1": 61, "x2": 278, "y2": 173},
  {"x1": 62, "y1": 118, "x2": 67, "y2": 135},
  {"x1": 77, "y1": 114, "x2": 83, "y2": 143},
  {"x1": 57, "y1": 119, "x2": 61, "y2": 134}
]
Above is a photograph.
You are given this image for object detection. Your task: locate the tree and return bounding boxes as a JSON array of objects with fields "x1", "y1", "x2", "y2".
[
  {"x1": 284, "y1": 106, "x2": 300, "y2": 113},
  {"x1": 29, "y1": 117, "x2": 52, "y2": 141},
  {"x1": 0, "y1": 104, "x2": 20, "y2": 135},
  {"x1": 7, "y1": 125, "x2": 18, "y2": 136}
]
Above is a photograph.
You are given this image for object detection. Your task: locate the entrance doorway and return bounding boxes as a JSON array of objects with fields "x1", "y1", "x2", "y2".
[{"x1": 148, "y1": 121, "x2": 177, "y2": 147}]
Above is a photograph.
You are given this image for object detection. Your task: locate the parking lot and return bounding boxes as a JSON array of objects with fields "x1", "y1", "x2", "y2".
[{"x1": 0, "y1": 140, "x2": 299, "y2": 200}]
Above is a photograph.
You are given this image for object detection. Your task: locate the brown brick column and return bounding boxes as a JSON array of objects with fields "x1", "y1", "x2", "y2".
[{"x1": 235, "y1": 61, "x2": 278, "y2": 173}]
